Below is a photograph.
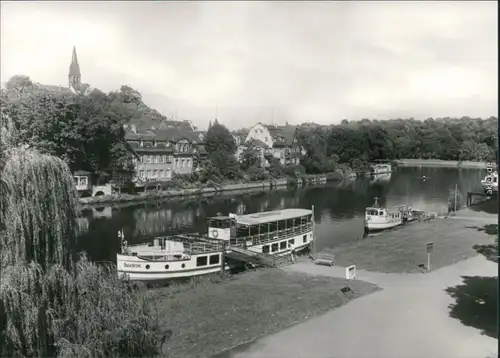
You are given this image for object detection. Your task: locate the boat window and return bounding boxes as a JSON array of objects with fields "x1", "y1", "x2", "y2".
[
  {"x1": 278, "y1": 220, "x2": 287, "y2": 230},
  {"x1": 379, "y1": 211, "x2": 384, "y2": 216},
  {"x1": 366, "y1": 209, "x2": 378, "y2": 215},
  {"x1": 209, "y1": 254, "x2": 220, "y2": 265},
  {"x1": 280, "y1": 241, "x2": 287, "y2": 250},
  {"x1": 271, "y1": 243, "x2": 279, "y2": 252},
  {"x1": 208, "y1": 219, "x2": 234, "y2": 229},
  {"x1": 303, "y1": 235, "x2": 307, "y2": 243},
  {"x1": 235, "y1": 225, "x2": 249, "y2": 238},
  {"x1": 262, "y1": 245, "x2": 270, "y2": 253},
  {"x1": 286, "y1": 219, "x2": 294, "y2": 229},
  {"x1": 196, "y1": 256, "x2": 208, "y2": 267},
  {"x1": 288, "y1": 239, "x2": 295, "y2": 247},
  {"x1": 249, "y1": 225, "x2": 259, "y2": 235},
  {"x1": 269, "y1": 221, "x2": 278, "y2": 232}
]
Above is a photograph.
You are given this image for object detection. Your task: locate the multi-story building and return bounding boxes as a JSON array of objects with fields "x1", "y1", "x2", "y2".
[
  {"x1": 126, "y1": 125, "x2": 203, "y2": 181},
  {"x1": 241, "y1": 123, "x2": 304, "y2": 166}
]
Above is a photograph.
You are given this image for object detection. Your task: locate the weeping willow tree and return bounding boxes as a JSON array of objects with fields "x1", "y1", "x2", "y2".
[{"x1": 0, "y1": 114, "x2": 167, "y2": 357}]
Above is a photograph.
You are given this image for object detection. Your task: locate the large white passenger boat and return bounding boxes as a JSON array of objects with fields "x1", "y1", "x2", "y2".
[{"x1": 116, "y1": 207, "x2": 315, "y2": 281}]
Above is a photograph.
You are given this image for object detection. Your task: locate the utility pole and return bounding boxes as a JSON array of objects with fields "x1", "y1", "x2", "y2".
[{"x1": 454, "y1": 184, "x2": 458, "y2": 212}]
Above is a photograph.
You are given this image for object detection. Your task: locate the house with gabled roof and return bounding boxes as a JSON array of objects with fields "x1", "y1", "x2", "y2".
[{"x1": 242, "y1": 122, "x2": 303, "y2": 166}]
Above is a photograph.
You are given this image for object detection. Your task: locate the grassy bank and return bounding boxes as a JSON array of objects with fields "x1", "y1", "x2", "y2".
[
  {"x1": 394, "y1": 159, "x2": 496, "y2": 169},
  {"x1": 329, "y1": 217, "x2": 496, "y2": 274},
  {"x1": 149, "y1": 268, "x2": 379, "y2": 358}
]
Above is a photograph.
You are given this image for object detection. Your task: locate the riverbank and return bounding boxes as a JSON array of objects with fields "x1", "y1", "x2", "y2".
[
  {"x1": 150, "y1": 268, "x2": 379, "y2": 358},
  {"x1": 226, "y1": 255, "x2": 497, "y2": 358},
  {"x1": 394, "y1": 159, "x2": 496, "y2": 169},
  {"x1": 218, "y1": 206, "x2": 498, "y2": 358},
  {"x1": 79, "y1": 175, "x2": 332, "y2": 206},
  {"x1": 326, "y1": 207, "x2": 497, "y2": 274}
]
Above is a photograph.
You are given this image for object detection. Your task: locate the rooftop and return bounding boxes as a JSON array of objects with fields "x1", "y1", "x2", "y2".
[{"x1": 237, "y1": 208, "x2": 312, "y2": 226}]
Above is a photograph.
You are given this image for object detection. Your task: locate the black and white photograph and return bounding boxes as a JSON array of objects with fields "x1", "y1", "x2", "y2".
[{"x1": 1, "y1": 1, "x2": 497, "y2": 358}]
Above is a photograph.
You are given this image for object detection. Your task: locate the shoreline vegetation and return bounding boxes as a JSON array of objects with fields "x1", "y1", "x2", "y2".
[{"x1": 80, "y1": 172, "x2": 340, "y2": 206}]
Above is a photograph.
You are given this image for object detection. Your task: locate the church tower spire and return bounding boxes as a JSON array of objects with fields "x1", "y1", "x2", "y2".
[{"x1": 68, "y1": 46, "x2": 81, "y2": 91}]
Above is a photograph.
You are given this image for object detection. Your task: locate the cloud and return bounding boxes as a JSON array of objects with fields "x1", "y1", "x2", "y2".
[{"x1": 1, "y1": 1, "x2": 497, "y2": 129}]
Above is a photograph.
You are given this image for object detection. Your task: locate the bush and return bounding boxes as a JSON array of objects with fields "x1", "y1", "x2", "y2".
[{"x1": 246, "y1": 166, "x2": 269, "y2": 181}]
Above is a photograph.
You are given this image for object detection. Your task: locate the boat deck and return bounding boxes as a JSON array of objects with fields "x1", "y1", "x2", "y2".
[{"x1": 123, "y1": 234, "x2": 226, "y2": 257}]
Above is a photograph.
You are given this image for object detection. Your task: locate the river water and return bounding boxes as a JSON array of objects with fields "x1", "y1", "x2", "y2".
[{"x1": 77, "y1": 167, "x2": 489, "y2": 263}]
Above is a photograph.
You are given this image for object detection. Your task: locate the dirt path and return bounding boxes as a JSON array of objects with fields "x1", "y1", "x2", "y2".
[{"x1": 220, "y1": 255, "x2": 497, "y2": 358}]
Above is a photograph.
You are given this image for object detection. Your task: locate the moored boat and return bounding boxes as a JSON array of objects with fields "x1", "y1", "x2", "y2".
[
  {"x1": 480, "y1": 171, "x2": 498, "y2": 194},
  {"x1": 371, "y1": 163, "x2": 392, "y2": 175},
  {"x1": 116, "y1": 207, "x2": 315, "y2": 281},
  {"x1": 364, "y1": 198, "x2": 403, "y2": 233}
]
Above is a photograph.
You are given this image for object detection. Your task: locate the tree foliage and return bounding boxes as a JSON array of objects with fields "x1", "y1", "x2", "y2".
[
  {"x1": 298, "y1": 116, "x2": 498, "y2": 173},
  {"x1": 204, "y1": 120, "x2": 241, "y2": 180},
  {"x1": 205, "y1": 120, "x2": 237, "y2": 156},
  {"x1": 1, "y1": 75, "x2": 136, "y2": 177},
  {"x1": 239, "y1": 146, "x2": 261, "y2": 171},
  {"x1": 0, "y1": 120, "x2": 165, "y2": 357}
]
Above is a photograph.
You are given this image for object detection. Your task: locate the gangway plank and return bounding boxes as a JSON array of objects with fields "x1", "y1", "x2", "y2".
[{"x1": 224, "y1": 246, "x2": 288, "y2": 268}]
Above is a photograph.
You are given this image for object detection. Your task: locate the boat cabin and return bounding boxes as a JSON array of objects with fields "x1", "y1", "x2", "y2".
[
  {"x1": 207, "y1": 216, "x2": 236, "y2": 241},
  {"x1": 365, "y1": 207, "x2": 401, "y2": 220},
  {"x1": 207, "y1": 209, "x2": 314, "y2": 246}
]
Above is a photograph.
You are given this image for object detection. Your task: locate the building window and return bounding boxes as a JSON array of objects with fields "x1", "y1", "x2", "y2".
[
  {"x1": 140, "y1": 140, "x2": 144, "y2": 147},
  {"x1": 159, "y1": 169, "x2": 164, "y2": 178},
  {"x1": 139, "y1": 170, "x2": 145, "y2": 178},
  {"x1": 146, "y1": 170, "x2": 151, "y2": 178},
  {"x1": 162, "y1": 155, "x2": 167, "y2": 163},
  {"x1": 187, "y1": 159, "x2": 191, "y2": 167},
  {"x1": 152, "y1": 140, "x2": 156, "y2": 147},
  {"x1": 175, "y1": 159, "x2": 179, "y2": 168},
  {"x1": 181, "y1": 159, "x2": 185, "y2": 168},
  {"x1": 153, "y1": 169, "x2": 158, "y2": 178},
  {"x1": 166, "y1": 170, "x2": 172, "y2": 178}
]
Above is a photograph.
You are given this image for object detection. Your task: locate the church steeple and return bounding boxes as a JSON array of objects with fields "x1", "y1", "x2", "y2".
[{"x1": 68, "y1": 46, "x2": 81, "y2": 90}]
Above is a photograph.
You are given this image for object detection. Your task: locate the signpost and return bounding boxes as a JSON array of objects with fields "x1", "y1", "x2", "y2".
[{"x1": 426, "y1": 242, "x2": 434, "y2": 271}]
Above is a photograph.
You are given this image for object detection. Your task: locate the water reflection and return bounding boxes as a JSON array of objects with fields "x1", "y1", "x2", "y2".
[{"x1": 77, "y1": 167, "x2": 490, "y2": 263}]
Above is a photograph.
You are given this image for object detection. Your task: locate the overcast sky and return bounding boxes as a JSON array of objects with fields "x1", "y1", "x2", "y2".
[{"x1": 1, "y1": 1, "x2": 497, "y2": 129}]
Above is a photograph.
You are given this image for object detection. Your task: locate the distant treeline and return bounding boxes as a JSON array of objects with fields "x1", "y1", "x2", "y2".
[{"x1": 297, "y1": 117, "x2": 498, "y2": 174}]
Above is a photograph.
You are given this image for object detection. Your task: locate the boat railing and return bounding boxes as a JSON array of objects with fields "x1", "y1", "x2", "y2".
[{"x1": 229, "y1": 222, "x2": 313, "y2": 247}]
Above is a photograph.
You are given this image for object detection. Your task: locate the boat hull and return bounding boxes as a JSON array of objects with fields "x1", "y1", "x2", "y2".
[
  {"x1": 364, "y1": 219, "x2": 402, "y2": 232},
  {"x1": 117, "y1": 233, "x2": 313, "y2": 281}
]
